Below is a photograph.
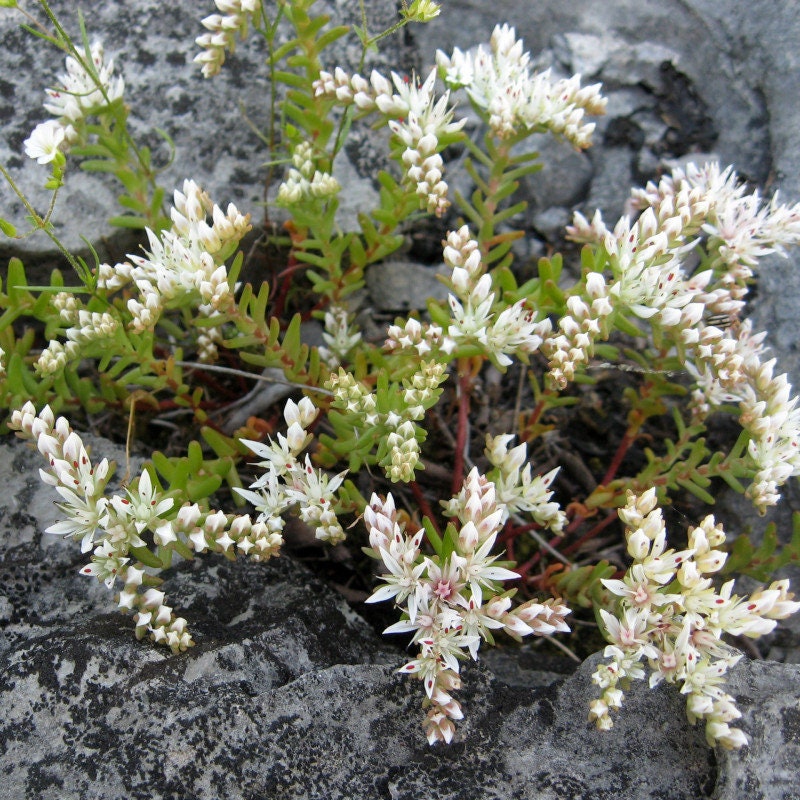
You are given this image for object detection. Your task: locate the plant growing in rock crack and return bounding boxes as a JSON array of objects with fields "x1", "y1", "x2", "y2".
[{"x1": 2, "y1": 0, "x2": 800, "y2": 747}]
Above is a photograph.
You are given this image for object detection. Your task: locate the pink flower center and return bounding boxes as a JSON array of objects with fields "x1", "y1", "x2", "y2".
[{"x1": 434, "y1": 579, "x2": 454, "y2": 600}]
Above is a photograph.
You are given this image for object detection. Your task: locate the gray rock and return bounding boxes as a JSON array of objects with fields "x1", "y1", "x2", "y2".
[
  {"x1": 531, "y1": 206, "x2": 572, "y2": 242},
  {"x1": 0, "y1": 0, "x2": 409, "y2": 273},
  {"x1": 584, "y1": 146, "x2": 635, "y2": 222},
  {"x1": 520, "y1": 134, "x2": 593, "y2": 212},
  {"x1": 365, "y1": 259, "x2": 450, "y2": 312},
  {"x1": 714, "y1": 658, "x2": 800, "y2": 800},
  {"x1": 2, "y1": 432, "x2": 800, "y2": 800}
]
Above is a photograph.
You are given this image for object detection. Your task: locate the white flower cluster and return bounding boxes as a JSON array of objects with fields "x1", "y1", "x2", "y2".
[
  {"x1": 7, "y1": 403, "x2": 194, "y2": 653},
  {"x1": 96, "y1": 180, "x2": 251, "y2": 332},
  {"x1": 36, "y1": 309, "x2": 120, "y2": 376},
  {"x1": 24, "y1": 42, "x2": 123, "y2": 165},
  {"x1": 591, "y1": 489, "x2": 800, "y2": 749},
  {"x1": 236, "y1": 396, "x2": 348, "y2": 544},
  {"x1": 437, "y1": 24, "x2": 606, "y2": 145},
  {"x1": 736, "y1": 342, "x2": 800, "y2": 512},
  {"x1": 327, "y1": 362, "x2": 447, "y2": 482},
  {"x1": 571, "y1": 163, "x2": 800, "y2": 331},
  {"x1": 567, "y1": 162, "x2": 800, "y2": 511},
  {"x1": 445, "y1": 225, "x2": 552, "y2": 367},
  {"x1": 482, "y1": 434, "x2": 567, "y2": 532},
  {"x1": 631, "y1": 163, "x2": 800, "y2": 279},
  {"x1": 0, "y1": 346, "x2": 6, "y2": 378},
  {"x1": 9, "y1": 402, "x2": 305, "y2": 651},
  {"x1": 365, "y1": 469, "x2": 570, "y2": 744},
  {"x1": 386, "y1": 226, "x2": 552, "y2": 368},
  {"x1": 195, "y1": 0, "x2": 262, "y2": 78},
  {"x1": 313, "y1": 67, "x2": 465, "y2": 216},
  {"x1": 318, "y1": 305, "x2": 362, "y2": 367},
  {"x1": 277, "y1": 141, "x2": 341, "y2": 205}
]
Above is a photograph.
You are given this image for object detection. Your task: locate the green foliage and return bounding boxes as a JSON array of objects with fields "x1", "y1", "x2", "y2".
[
  {"x1": 550, "y1": 561, "x2": 617, "y2": 610},
  {"x1": 2, "y1": 0, "x2": 800, "y2": 748},
  {"x1": 721, "y1": 514, "x2": 800, "y2": 582}
]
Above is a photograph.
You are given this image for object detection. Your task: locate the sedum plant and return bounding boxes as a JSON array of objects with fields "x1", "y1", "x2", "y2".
[
  {"x1": 589, "y1": 488, "x2": 800, "y2": 749},
  {"x1": 3, "y1": 0, "x2": 800, "y2": 748}
]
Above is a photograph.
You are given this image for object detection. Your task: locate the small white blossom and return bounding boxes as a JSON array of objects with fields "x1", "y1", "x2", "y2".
[
  {"x1": 437, "y1": 24, "x2": 605, "y2": 144},
  {"x1": 24, "y1": 120, "x2": 67, "y2": 164}
]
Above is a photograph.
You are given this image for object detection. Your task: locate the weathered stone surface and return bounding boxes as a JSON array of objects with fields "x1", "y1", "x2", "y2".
[
  {"x1": 365, "y1": 259, "x2": 450, "y2": 312},
  {"x1": 4, "y1": 2, "x2": 800, "y2": 798},
  {"x1": 0, "y1": 0, "x2": 409, "y2": 269},
  {"x1": 714, "y1": 658, "x2": 800, "y2": 800},
  {"x1": 2, "y1": 433, "x2": 800, "y2": 800},
  {"x1": 414, "y1": 0, "x2": 800, "y2": 384}
]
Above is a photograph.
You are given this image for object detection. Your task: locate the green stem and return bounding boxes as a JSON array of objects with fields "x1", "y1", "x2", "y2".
[
  {"x1": 37, "y1": 0, "x2": 167, "y2": 220},
  {"x1": 0, "y1": 162, "x2": 84, "y2": 277}
]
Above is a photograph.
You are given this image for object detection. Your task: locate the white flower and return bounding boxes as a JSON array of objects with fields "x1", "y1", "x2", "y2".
[
  {"x1": 111, "y1": 469, "x2": 173, "y2": 534},
  {"x1": 80, "y1": 540, "x2": 129, "y2": 588},
  {"x1": 24, "y1": 120, "x2": 67, "y2": 164},
  {"x1": 438, "y1": 24, "x2": 605, "y2": 143},
  {"x1": 43, "y1": 42, "x2": 124, "y2": 123},
  {"x1": 47, "y1": 488, "x2": 109, "y2": 553},
  {"x1": 319, "y1": 305, "x2": 361, "y2": 367},
  {"x1": 366, "y1": 543, "x2": 428, "y2": 620}
]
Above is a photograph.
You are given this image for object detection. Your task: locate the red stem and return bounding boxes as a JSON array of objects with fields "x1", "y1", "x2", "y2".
[
  {"x1": 516, "y1": 530, "x2": 565, "y2": 573},
  {"x1": 409, "y1": 481, "x2": 441, "y2": 537},
  {"x1": 600, "y1": 429, "x2": 636, "y2": 487},
  {"x1": 526, "y1": 398, "x2": 546, "y2": 430},
  {"x1": 561, "y1": 511, "x2": 618, "y2": 556},
  {"x1": 451, "y1": 363, "x2": 472, "y2": 495}
]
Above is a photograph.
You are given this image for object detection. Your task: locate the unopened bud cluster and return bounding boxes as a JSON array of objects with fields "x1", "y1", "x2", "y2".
[
  {"x1": 36, "y1": 309, "x2": 120, "y2": 375},
  {"x1": 326, "y1": 363, "x2": 446, "y2": 482},
  {"x1": 482, "y1": 434, "x2": 567, "y2": 531},
  {"x1": 442, "y1": 226, "x2": 552, "y2": 367},
  {"x1": 314, "y1": 67, "x2": 464, "y2": 216},
  {"x1": 96, "y1": 180, "x2": 250, "y2": 333},
  {"x1": 277, "y1": 142, "x2": 341, "y2": 205},
  {"x1": 155, "y1": 502, "x2": 284, "y2": 563},
  {"x1": 195, "y1": 0, "x2": 262, "y2": 78},
  {"x1": 542, "y1": 273, "x2": 613, "y2": 388}
]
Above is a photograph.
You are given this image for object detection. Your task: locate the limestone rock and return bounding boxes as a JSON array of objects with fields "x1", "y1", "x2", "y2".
[
  {"x1": 1, "y1": 433, "x2": 800, "y2": 799},
  {"x1": 365, "y1": 260, "x2": 450, "y2": 313},
  {"x1": 0, "y1": 0, "x2": 409, "y2": 273},
  {"x1": 415, "y1": 0, "x2": 800, "y2": 384}
]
